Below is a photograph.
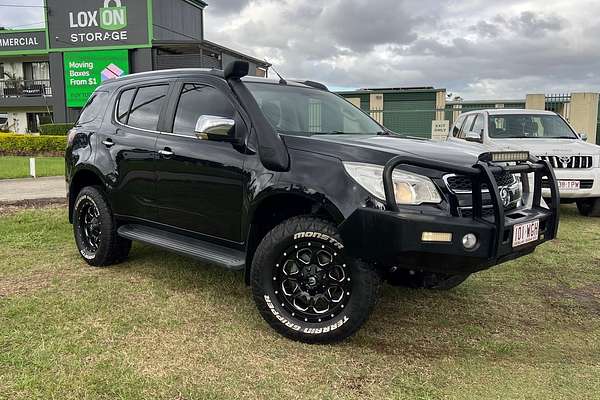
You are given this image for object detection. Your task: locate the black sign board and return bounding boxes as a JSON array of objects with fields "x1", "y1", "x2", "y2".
[
  {"x1": 0, "y1": 30, "x2": 47, "y2": 54},
  {"x1": 46, "y1": 0, "x2": 151, "y2": 50}
]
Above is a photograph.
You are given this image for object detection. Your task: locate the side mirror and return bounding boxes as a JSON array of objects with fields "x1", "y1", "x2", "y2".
[
  {"x1": 465, "y1": 131, "x2": 483, "y2": 143},
  {"x1": 579, "y1": 132, "x2": 588, "y2": 141},
  {"x1": 195, "y1": 115, "x2": 235, "y2": 140}
]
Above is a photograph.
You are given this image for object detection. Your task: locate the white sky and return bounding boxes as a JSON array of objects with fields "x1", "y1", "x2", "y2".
[{"x1": 2, "y1": 0, "x2": 599, "y2": 100}]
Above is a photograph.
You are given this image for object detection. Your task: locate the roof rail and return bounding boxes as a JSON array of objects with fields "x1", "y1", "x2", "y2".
[{"x1": 294, "y1": 80, "x2": 329, "y2": 91}]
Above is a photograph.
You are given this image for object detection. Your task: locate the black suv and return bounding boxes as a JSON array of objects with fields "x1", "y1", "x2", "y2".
[{"x1": 66, "y1": 61, "x2": 560, "y2": 343}]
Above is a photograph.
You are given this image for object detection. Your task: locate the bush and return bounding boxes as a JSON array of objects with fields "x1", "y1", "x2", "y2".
[
  {"x1": 39, "y1": 123, "x2": 74, "y2": 136},
  {"x1": 0, "y1": 133, "x2": 67, "y2": 156}
]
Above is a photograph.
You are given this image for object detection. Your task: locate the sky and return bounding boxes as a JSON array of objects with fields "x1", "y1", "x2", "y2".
[{"x1": 2, "y1": 0, "x2": 599, "y2": 100}]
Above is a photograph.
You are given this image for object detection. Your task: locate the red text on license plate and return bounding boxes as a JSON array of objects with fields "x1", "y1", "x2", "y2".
[{"x1": 512, "y1": 220, "x2": 540, "y2": 247}]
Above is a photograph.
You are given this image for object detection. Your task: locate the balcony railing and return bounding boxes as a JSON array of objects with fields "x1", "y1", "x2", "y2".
[{"x1": 0, "y1": 79, "x2": 52, "y2": 98}]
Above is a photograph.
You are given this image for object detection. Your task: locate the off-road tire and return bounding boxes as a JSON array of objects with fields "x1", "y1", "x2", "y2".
[
  {"x1": 73, "y1": 186, "x2": 131, "y2": 266},
  {"x1": 388, "y1": 270, "x2": 470, "y2": 290},
  {"x1": 251, "y1": 216, "x2": 381, "y2": 343},
  {"x1": 576, "y1": 198, "x2": 600, "y2": 217}
]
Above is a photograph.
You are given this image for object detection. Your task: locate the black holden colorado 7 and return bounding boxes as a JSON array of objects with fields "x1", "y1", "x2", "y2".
[{"x1": 65, "y1": 61, "x2": 560, "y2": 343}]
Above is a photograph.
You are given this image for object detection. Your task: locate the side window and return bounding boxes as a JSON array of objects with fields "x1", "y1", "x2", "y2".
[
  {"x1": 471, "y1": 114, "x2": 484, "y2": 134},
  {"x1": 459, "y1": 115, "x2": 475, "y2": 139},
  {"x1": 116, "y1": 88, "x2": 136, "y2": 124},
  {"x1": 173, "y1": 83, "x2": 235, "y2": 136},
  {"x1": 127, "y1": 85, "x2": 169, "y2": 131},
  {"x1": 452, "y1": 116, "x2": 465, "y2": 137},
  {"x1": 77, "y1": 91, "x2": 108, "y2": 125}
]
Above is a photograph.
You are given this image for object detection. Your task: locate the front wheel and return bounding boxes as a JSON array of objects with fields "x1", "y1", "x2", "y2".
[
  {"x1": 576, "y1": 198, "x2": 600, "y2": 217},
  {"x1": 251, "y1": 217, "x2": 381, "y2": 343}
]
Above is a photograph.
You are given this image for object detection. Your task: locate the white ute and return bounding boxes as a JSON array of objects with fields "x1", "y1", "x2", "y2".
[{"x1": 447, "y1": 109, "x2": 600, "y2": 217}]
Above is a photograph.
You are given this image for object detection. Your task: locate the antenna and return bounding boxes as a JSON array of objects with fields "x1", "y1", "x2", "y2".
[{"x1": 265, "y1": 59, "x2": 287, "y2": 85}]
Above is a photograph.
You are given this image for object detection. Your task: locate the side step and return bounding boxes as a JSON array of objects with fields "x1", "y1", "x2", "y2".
[{"x1": 117, "y1": 224, "x2": 245, "y2": 270}]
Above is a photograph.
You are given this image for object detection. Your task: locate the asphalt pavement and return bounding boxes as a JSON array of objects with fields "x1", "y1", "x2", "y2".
[{"x1": 0, "y1": 176, "x2": 66, "y2": 202}]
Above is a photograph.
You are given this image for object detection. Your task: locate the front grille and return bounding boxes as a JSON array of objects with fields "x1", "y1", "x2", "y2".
[
  {"x1": 537, "y1": 155, "x2": 593, "y2": 169},
  {"x1": 460, "y1": 207, "x2": 495, "y2": 218},
  {"x1": 445, "y1": 171, "x2": 516, "y2": 193},
  {"x1": 542, "y1": 179, "x2": 594, "y2": 189}
]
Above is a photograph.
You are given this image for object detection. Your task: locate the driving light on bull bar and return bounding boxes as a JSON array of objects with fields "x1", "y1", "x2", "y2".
[
  {"x1": 421, "y1": 232, "x2": 453, "y2": 243},
  {"x1": 462, "y1": 233, "x2": 478, "y2": 250},
  {"x1": 479, "y1": 151, "x2": 530, "y2": 163}
]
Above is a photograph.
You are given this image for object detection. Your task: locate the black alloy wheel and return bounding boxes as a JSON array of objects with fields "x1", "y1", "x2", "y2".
[{"x1": 273, "y1": 240, "x2": 352, "y2": 324}]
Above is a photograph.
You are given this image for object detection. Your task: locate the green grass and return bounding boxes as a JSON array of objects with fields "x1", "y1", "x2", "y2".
[
  {"x1": 0, "y1": 156, "x2": 64, "y2": 179},
  {"x1": 0, "y1": 205, "x2": 599, "y2": 399}
]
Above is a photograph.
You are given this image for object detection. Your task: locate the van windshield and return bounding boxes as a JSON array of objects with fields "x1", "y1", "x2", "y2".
[
  {"x1": 246, "y1": 82, "x2": 384, "y2": 136},
  {"x1": 488, "y1": 114, "x2": 577, "y2": 139}
]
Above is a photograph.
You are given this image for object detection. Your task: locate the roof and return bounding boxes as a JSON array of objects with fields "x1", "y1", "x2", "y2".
[
  {"x1": 447, "y1": 99, "x2": 525, "y2": 106},
  {"x1": 102, "y1": 68, "x2": 314, "y2": 89},
  {"x1": 152, "y1": 40, "x2": 270, "y2": 68},
  {"x1": 460, "y1": 108, "x2": 557, "y2": 116},
  {"x1": 337, "y1": 87, "x2": 445, "y2": 95}
]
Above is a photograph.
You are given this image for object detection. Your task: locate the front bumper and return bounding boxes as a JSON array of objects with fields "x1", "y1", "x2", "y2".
[
  {"x1": 538, "y1": 167, "x2": 600, "y2": 199},
  {"x1": 339, "y1": 155, "x2": 560, "y2": 275}
]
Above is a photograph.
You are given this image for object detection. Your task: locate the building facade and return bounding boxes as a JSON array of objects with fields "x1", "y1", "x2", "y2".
[{"x1": 0, "y1": 0, "x2": 269, "y2": 132}]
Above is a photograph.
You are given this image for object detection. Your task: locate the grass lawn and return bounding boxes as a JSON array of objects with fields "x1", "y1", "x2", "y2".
[
  {"x1": 0, "y1": 156, "x2": 64, "y2": 179},
  {"x1": 0, "y1": 205, "x2": 599, "y2": 399}
]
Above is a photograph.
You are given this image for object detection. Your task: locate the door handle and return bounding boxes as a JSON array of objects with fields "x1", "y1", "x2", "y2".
[
  {"x1": 102, "y1": 138, "x2": 115, "y2": 148},
  {"x1": 158, "y1": 148, "x2": 174, "y2": 157}
]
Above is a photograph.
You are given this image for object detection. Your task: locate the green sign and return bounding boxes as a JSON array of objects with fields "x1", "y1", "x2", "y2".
[{"x1": 64, "y1": 49, "x2": 129, "y2": 107}]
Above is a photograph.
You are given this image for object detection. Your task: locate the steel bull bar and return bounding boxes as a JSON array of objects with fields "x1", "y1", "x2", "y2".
[{"x1": 382, "y1": 152, "x2": 560, "y2": 260}]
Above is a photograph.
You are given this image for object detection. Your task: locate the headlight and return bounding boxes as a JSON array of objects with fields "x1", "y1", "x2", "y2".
[{"x1": 343, "y1": 162, "x2": 442, "y2": 205}]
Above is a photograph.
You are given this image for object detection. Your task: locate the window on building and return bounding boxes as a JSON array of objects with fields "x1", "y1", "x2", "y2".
[
  {"x1": 23, "y1": 62, "x2": 49, "y2": 81},
  {"x1": 116, "y1": 88, "x2": 136, "y2": 124},
  {"x1": 127, "y1": 85, "x2": 169, "y2": 131},
  {"x1": 0, "y1": 63, "x2": 4, "y2": 79},
  {"x1": 172, "y1": 84, "x2": 235, "y2": 136}
]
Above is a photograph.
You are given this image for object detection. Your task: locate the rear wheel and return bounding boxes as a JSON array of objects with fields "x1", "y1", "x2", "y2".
[
  {"x1": 576, "y1": 198, "x2": 600, "y2": 217},
  {"x1": 388, "y1": 269, "x2": 470, "y2": 290},
  {"x1": 73, "y1": 186, "x2": 131, "y2": 266},
  {"x1": 251, "y1": 216, "x2": 381, "y2": 343}
]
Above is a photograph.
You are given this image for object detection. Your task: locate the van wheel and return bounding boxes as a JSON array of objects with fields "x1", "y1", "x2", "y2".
[
  {"x1": 251, "y1": 216, "x2": 381, "y2": 343},
  {"x1": 73, "y1": 186, "x2": 131, "y2": 266},
  {"x1": 576, "y1": 198, "x2": 600, "y2": 217},
  {"x1": 388, "y1": 269, "x2": 470, "y2": 290}
]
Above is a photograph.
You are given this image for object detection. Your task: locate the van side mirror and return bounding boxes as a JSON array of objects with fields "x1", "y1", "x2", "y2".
[
  {"x1": 195, "y1": 115, "x2": 235, "y2": 140},
  {"x1": 579, "y1": 132, "x2": 588, "y2": 141},
  {"x1": 465, "y1": 130, "x2": 483, "y2": 143}
]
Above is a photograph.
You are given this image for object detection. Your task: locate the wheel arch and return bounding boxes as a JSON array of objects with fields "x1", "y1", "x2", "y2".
[
  {"x1": 244, "y1": 190, "x2": 345, "y2": 285},
  {"x1": 68, "y1": 167, "x2": 107, "y2": 223}
]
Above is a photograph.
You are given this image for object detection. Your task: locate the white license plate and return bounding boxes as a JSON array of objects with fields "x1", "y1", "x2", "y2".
[
  {"x1": 558, "y1": 180, "x2": 580, "y2": 191},
  {"x1": 512, "y1": 220, "x2": 540, "y2": 248}
]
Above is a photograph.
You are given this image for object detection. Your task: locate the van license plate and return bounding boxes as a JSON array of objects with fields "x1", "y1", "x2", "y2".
[
  {"x1": 512, "y1": 220, "x2": 540, "y2": 247},
  {"x1": 558, "y1": 180, "x2": 580, "y2": 191}
]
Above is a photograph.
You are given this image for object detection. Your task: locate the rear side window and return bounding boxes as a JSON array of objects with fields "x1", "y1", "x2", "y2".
[
  {"x1": 172, "y1": 84, "x2": 235, "y2": 136},
  {"x1": 116, "y1": 88, "x2": 136, "y2": 124},
  {"x1": 77, "y1": 91, "x2": 108, "y2": 125},
  {"x1": 126, "y1": 85, "x2": 169, "y2": 131}
]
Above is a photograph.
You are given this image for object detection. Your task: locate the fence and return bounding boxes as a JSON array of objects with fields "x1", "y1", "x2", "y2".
[{"x1": 0, "y1": 79, "x2": 52, "y2": 98}]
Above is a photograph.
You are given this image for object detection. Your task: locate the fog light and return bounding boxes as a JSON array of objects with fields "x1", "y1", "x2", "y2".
[
  {"x1": 462, "y1": 233, "x2": 478, "y2": 249},
  {"x1": 422, "y1": 232, "x2": 452, "y2": 242}
]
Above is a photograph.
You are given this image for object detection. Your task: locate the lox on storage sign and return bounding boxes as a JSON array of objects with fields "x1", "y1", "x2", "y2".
[{"x1": 64, "y1": 49, "x2": 129, "y2": 107}]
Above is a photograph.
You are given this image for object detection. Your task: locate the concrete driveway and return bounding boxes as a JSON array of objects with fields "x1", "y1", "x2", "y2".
[{"x1": 0, "y1": 176, "x2": 66, "y2": 202}]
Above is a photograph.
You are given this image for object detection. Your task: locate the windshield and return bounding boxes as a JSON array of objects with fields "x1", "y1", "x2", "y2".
[
  {"x1": 488, "y1": 114, "x2": 577, "y2": 139},
  {"x1": 246, "y1": 82, "x2": 384, "y2": 136}
]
